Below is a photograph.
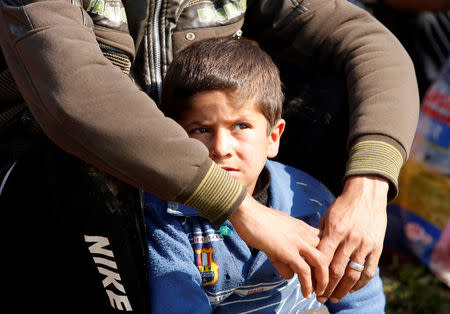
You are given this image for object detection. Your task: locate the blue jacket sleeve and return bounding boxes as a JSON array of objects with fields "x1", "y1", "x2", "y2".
[{"x1": 144, "y1": 197, "x2": 212, "y2": 314}]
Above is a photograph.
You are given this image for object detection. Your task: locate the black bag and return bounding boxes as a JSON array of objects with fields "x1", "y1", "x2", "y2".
[
  {"x1": 0, "y1": 139, "x2": 149, "y2": 313},
  {"x1": 0, "y1": 2, "x2": 149, "y2": 309}
]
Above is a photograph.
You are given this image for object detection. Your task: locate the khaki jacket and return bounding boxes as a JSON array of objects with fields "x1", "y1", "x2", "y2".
[{"x1": 0, "y1": 0, "x2": 419, "y2": 223}]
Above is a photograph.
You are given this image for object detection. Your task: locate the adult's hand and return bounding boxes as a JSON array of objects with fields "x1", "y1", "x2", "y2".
[
  {"x1": 315, "y1": 175, "x2": 389, "y2": 303},
  {"x1": 229, "y1": 194, "x2": 328, "y2": 299}
]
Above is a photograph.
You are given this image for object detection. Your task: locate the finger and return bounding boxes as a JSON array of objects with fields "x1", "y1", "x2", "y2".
[
  {"x1": 316, "y1": 242, "x2": 353, "y2": 302},
  {"x1": 270, "y1": 252, "x2": 313, "y2": 298},
  {"x1": 303, "y1": 249, "x2": 328, "y2": 298},
  {"x1": 351, "y1": 250, "x2": 380, "y2": 292},
  {"x1": 292, "y1": 225, "x2": 320, "y2": 248},
  {"x1": 280, "y1": 248, "x2": 317, "y2": 298},
  {"x1": 315, "y1": 235, "x2": 339, "y2": 297},
  {"x1": 289, "y1": 255, "x2": 314, "y2": 298},
  {"x1": 272, "y1": 261, "x2": 294, "y2": 279},
  {"x1": 309, "y1": 225, "x2": 321, "y2": 237},
  {"x1": 317, "y1": 216, "x2": 325, "y2": 237},
  {"x1": 298, "y1": 223, "x2": 321, "y2": 239},
  {"x1": 303, "y1": 231, "x2": 321, "y2": 247},
  {"x1": 329, "y1": 253, "x2": 366, "y2": 302}
]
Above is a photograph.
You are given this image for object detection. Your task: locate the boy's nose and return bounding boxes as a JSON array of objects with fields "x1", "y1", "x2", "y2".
[{"x1": 210, "y1": 130, "x2": 232, "y2": 160}]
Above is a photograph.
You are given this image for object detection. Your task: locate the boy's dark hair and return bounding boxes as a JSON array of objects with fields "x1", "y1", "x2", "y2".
[{"x1": 161, "y1": 37, "x2": 284, "y2": 129}]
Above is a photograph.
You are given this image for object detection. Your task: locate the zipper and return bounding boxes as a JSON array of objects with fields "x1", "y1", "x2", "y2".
[
  {"x1": 98, "y1": 42, "x2": 132, "y2": 58},
  {"x1": 146, "y1": 0, "x2": 163, "y2": 106},
  {"x1": 147, "y1": 0, "x2": 244, "y2": 104},
  {"x1": 150, "y1": 0, "x2": 200, "y2": 104}
]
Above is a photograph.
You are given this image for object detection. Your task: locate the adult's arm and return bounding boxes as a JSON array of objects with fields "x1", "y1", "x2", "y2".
[
  {"x1": 0, "y1": 0, "x2": 245, "y2": 225},
  {"x1": 244, "y1": 0, "x2": 419, "y2": 300},
  {"x1": 0, "y1": 0, "x2": 328, "y2": 293}
]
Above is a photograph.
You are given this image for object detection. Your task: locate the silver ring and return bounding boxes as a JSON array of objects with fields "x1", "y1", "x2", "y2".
[{"x1": 348, "y1": 261, "x2": 364, "y2": 272}]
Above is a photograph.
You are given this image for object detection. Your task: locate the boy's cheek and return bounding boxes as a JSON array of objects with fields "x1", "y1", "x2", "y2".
[{"x1": 189, "y1": 134, "x2": 210, "y2": 147}]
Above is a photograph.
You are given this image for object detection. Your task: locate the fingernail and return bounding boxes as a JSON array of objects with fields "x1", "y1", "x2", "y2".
[
  {"x1": 316, "y1": 290, "x2": 325, "y2": 296},
  {"x1": 329, "y1": 297, "x2": 339, "y2": 303},
  {"x1": 316, "y1": 297, "x2": 327, "y2": 303}
]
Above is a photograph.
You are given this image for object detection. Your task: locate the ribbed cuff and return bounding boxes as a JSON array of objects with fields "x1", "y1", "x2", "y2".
[
  {"x1": 345, "y1": 140, "x2": 403, "y2": 200},
  {"x1": 184, "y1": 162, "x2": 247, "y2": 227}
]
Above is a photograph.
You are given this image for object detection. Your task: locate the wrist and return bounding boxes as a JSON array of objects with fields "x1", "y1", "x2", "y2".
[
  {"x1": 229, "y1": 194, "x2": 264, "y2": 249},
  {"x1": 345, "y1": 139, "x2": 405, "y2": 200},
  {"x1": 229, "y1": 193, "x2": 254, "y2": 227},
  {"x1": 343, "y1": 175, "x2": 389, "y2": 200}
]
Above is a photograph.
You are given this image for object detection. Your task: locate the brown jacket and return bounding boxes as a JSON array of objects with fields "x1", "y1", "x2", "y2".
[{"x1": 0, "y1": 0, "x2": 419, "y2": 224}]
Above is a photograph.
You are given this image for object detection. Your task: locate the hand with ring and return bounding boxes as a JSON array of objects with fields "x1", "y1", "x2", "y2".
[
  {"x1": 315, "y1": 175, "x2": 389, "y2": 303},
  {"x1": 348, "y1": 261, "x2": 365, "y2": 272},
  {"x1": 230, "y1": 194, "x2": 328, "y2": 299}
]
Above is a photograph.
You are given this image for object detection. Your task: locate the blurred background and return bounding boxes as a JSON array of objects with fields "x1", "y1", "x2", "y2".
[{"x1": 353, "y1": 1, "x2": 450, "y2": 312}]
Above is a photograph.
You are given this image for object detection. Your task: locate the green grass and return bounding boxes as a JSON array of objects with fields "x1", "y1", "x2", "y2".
[{"x1": 380, "y1": 250, "x2": 450, "y2": 313}]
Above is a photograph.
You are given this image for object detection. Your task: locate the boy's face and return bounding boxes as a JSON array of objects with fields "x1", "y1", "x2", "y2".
[{"x1": 178, "y1": 90, "x2": 285, "y2": 195}]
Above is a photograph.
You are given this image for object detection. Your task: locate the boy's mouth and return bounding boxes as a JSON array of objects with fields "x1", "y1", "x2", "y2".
[{"x1": 221, "y1": 166, "x2": 238, "y2": 172}]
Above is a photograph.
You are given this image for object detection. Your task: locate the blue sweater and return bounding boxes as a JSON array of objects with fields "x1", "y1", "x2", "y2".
[
  {"x1": 144, "y1": 160, "x2": 336, "y2": 313},
  {"x1": 144, "y1": 160, "x2": 385, "y2": 313}
]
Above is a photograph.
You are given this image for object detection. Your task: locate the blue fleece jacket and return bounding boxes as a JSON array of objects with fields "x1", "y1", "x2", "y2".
[{"x1": 144, "y1": 160, "x2": 385, "y2": 313}]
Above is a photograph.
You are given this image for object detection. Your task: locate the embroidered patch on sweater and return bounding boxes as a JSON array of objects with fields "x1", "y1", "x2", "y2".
[{"x1": 195, "y1": 247, "x2": 220, "y2": 286}]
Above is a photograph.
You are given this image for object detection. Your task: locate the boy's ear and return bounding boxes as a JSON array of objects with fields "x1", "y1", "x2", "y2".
[{"x1": 267, "y1": 118, "x2": 285, "y2": 158}]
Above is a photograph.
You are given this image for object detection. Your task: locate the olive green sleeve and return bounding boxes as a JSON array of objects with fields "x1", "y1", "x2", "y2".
[
  {"x1": 245, "y1": 0, "x2": 420, "y2": 199},
  {"x1": 0, "y1": 0, "x2": 245, "y2": 225},
  {"x1": 345, "y1": 136, "x2": 405, "y2": 200},
  {"x1": 183, "y1": 161, "x2": 247, "y2": 227}
]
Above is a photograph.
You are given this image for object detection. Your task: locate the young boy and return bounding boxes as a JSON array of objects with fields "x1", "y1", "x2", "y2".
[{"x1": 144, "y1": 37, "x2": 385, "y2": 313}]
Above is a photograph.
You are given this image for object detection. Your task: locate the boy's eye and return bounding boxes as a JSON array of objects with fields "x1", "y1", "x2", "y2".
[
  {"x1": 190, "y1": 127, "x2": 209, "y2": 134},
  {"x1": 234, "y1": 123, "x2": 249, "y2": 130}
]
